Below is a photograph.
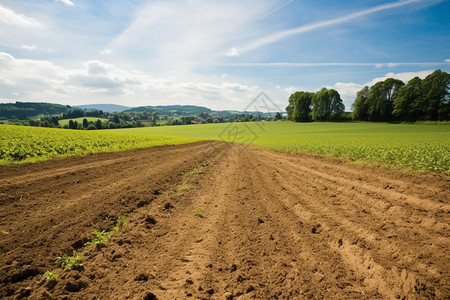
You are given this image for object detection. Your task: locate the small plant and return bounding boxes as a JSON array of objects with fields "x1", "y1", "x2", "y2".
[
  {"x1": 85, "y1": 230, "x2": 110, "y2": 248},
  {"x1": 194, "y1": 207, "x2": 204, "y2": 218},
  {"x1": 181, "y1": 186, "x2": 190, "y2": 191},
  {"x1": 42, "y1": 270, "x2": 58, "y2": 284},
  {"x1": 111, "y1": 215, "x2": 127, "y2": 234},
  {"x1": 86, "y1": 216, "x2": 127, "y2": 249},
  {"x1": 56, "y1": 252, "x2": 84, "y2": 270}
]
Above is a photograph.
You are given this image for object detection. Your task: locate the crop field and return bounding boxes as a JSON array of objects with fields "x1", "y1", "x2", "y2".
[
  {"x1": 1, "y1": 122, "x2": 449, "y2": 299},
  {"x1": 0, "y1": 125, "x2": 200, "y2": 165},
  {"x1": 113, "y1": 122, "x2": 450, "y2": 173}
]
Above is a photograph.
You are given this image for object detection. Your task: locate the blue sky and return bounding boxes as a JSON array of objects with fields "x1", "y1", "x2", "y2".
[{"x1": 0, "y1": 0, "x2": 449, "y2": 111}]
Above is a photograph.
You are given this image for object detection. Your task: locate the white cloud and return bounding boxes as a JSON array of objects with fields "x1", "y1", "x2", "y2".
[
  {"x1": 99, "y1": 49, "x2": 112, "y2": 55},
  {"x1": 364, "y1": 70, "x2": 434, "y2": 87},
  {"x1": 112, "y1": 0, "x2": 268, "y2": 74},
  {"x1": 227, "y1": 47, "x2": 240, "y2": 57},
  {"x1": 0, "y1": 5, "x2": 42, "y2": 28},
  {"x1": 0, "y1": 52, "x2": 265, "y2": 109},
  {"x1": 21, "y1": 45, "x2": 37, "y2": 51},
  {"x1": 232, "y1": 0, "x2": 436, "y2": 55},
  {"x1": 445, "y1": 59, "x2": 450, "y2": 63},
  {"x1": 56, "y1": 0, "x2": 75, "y2": 7}
]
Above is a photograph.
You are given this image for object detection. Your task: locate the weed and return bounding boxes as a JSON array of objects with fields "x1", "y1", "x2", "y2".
[
  {"x1": 194, "y1": 207, "x2": 204, "y2": 218},
  {"x1": 183, "y1": 167, "x2": 204, "y2": 177},
  {"x1": 56, "y1": 252, "x2": 84, "y2": 270}
]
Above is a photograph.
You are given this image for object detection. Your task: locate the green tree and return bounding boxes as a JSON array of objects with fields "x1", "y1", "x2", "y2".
[
  {"x1": 82, "y1": 118, "x2": 88, "y2": 128},
  {"x1": 352, "y1": 86, "x2": 370, "y2": 120},
  {"x1": 366, "y1": 79, "x2": 404, "y2": 121},
  {"x1": 393, "y1": 77, "x2": 422, "y2": 121},
  {"x1": 420, "y1": 69, "x2": 450, "y2": 120},
  {"x1": 95, "y1": 119, "x2": 102, "y2": 129},
  {"x1": 288, "y1": 91, "x2": 314, "y2": 122},
  {"x1": 312, "y1": 88, "x2": 344, "y2": 121}
]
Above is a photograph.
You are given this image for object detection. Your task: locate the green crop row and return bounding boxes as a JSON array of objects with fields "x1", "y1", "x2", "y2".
[{"x1": 0, "y1": 125, "x2": 200, "y2": 165}]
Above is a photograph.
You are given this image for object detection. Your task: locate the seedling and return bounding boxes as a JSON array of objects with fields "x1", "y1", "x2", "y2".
[
  {"x1": 85, "y1": 230, "x2": 110, "y2": 248},
  {"x1": 56, "y1": 252, "x2": 84, "y2": 270},
  {"x1": 194, "y1": 207, "x2": 204, "y2": 218},
  {"x1": 86, "y1": 216, "x2": 127, "y2": 248},
  {"x1": 42, "y1": 270, "x2": 58, "y2": 282}
]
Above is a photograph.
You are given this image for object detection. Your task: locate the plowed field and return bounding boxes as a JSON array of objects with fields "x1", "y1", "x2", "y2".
[{"x1": 0, "y1": 141, "x2": 448, "y2": 299}]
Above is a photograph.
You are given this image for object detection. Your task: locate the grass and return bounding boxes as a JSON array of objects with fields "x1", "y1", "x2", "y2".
[
  {"x1": 58, "y1": 117, "x2": 109, "y2": 126},
  {"x1": 112, "y1": 121, "x2": 450, "y2": 173}
]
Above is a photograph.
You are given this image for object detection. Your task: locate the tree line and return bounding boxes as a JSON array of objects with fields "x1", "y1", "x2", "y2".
[
  {"x1": 286, "y1": 69, "x2": 449, "y2": 122},
  {"x1": 286, "y1": 88, "x2": 346, "y2": 121},
  {"x1": 352, "y1": 70, "x2": 449, "y2": 122}
]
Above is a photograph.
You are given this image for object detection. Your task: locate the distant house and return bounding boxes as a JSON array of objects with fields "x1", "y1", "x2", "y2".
[{"x1": 191, "y1": 118, "x2": 201, "y2": 124}]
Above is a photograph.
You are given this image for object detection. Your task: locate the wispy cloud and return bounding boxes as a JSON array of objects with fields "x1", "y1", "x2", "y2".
[
  {"x1": 262, "y1": 0, "x2": 294, "y2": 19},
  {"x1": 21, "y1": 45, "x2": 37, "y2": 51},
  {"x1": 230, "y1": 0, "x2": 437, "y2": 55},
  {"x1": 223, "y1": 60, "x2": 450, "y2": 67},
  {"x1": 99, "y1": 49, "x2": 112, "y2": 55},
  {"x1": 0, "y1": 5, "x2": 42, "y2": 28},
  {"x1": 56, "y1": 0, "x2": 75, "y2": 7}
]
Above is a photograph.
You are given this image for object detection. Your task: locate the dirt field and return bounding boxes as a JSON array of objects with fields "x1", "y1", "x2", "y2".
[{"x1": 0, "y1": 141, "x2": 449, "y2": 299}]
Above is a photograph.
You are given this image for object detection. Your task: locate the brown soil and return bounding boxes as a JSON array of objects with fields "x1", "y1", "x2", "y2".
[{"x1": 0, "y1": 141, "x2": 448, "y2": 299}]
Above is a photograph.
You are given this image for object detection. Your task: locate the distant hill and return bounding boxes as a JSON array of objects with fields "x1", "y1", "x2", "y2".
[
  {"x1": 74, "y1": 104, "x2": 131, "y2": 112},
  {"x1": 125, "y1": 105, "x2": 213, "y2": 116},
  {"x1": 0, "y1": 101, "x2": 71, "y2": 119}
]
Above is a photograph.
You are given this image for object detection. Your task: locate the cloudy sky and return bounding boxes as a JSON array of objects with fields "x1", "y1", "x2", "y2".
[{"x1": 0, "y1": 0, "x2": 449, "y2": 111}]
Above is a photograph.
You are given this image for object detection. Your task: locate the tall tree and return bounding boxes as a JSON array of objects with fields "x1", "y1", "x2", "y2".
[
  {"x1": 312, "y1": 88, "x2": 344, "y2": 121},
  {"x1": 420, "y1": 70, "x2": 450, "y2": 120},
  {"x1": 288, "y1": 91, "x2": 314, "y2": 121},
  {"x1": 366, "y1": 79, "x2": 404, "y2": 121},
  {"x1": 393, "y1": 77, "x2": 422, "y2": 121},
  {"x1": 352, "y1": 86, "x2": 370, "y2": 121}
]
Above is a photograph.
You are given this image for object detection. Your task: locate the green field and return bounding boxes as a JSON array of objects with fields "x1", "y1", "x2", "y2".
[
  {"x1": 111, "y1": 122, "x2": 450, "y2": 172},
  {"x1": 58, "y1": 117, "x2": 109, "y2": 126},
  {"x1": 0, "y1": 125, "x2": 200, "y2": 165},
  {"x1": 1, "y1": 122, "x2": 449, "y2": 172}
]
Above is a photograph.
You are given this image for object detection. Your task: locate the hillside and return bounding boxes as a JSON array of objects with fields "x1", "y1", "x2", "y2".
[
  {"x1": 74, "y1": 104, "x2": 131, "y2": 112},
  {"x1": 0, "y1": 102, "x2": 71, "y2": 119},
  {"x1": 125, "y1": 105, "x2": 213, "y2": 115}
]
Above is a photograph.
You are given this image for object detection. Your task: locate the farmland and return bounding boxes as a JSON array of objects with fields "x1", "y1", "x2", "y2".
[
  {"x1": 0, "y1": 125, "x2": 200, "y2": 165},
  {"x1": 0, "y1": 122, "x2": 449, "y2": 299},
  {"x1": 112, "y1": 122, "x2": 450, "y2": 173},
  {"x1": 1, "y1": 141, "x2": 448, "y2": 299}
]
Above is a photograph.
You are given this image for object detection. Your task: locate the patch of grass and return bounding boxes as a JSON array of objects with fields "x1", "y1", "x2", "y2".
[
  {"x1": 183, "y1": 167, "x2": 205, "y2": 177},
  {"x1": 56, "y1": 252, "x2": 84, "y2": 270}
]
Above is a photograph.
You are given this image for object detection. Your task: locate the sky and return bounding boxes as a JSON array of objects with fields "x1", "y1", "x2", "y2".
[{"x1": 0, "y1": 0, "x2": 449, "y2": 111}]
